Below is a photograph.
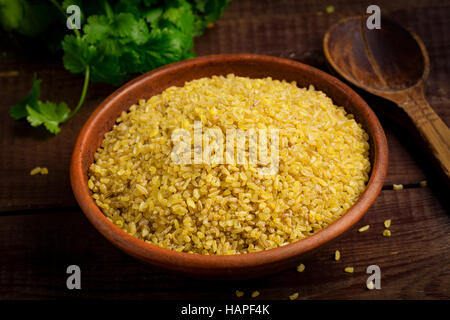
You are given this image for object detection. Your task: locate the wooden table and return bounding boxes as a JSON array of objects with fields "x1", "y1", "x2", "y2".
[{"x1": 0, "y1": 0, "x2": 449, "y2": 299}]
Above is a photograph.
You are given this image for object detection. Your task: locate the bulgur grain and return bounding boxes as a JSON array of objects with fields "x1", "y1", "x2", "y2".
[
  {"x1": 326, "y1": 5, "x2": 335, "y2": 13},
  {"x1": 384, "y1": 219, "x2": 391, "y2": 228},
  {"x1": 251, "y1": 291, "x2": 260, "y2": 298},
  {"x1": 393, "y1": 184, "x2": 404, "y2": 190},
  {"x1": 235, "y1": 290, "x2": 244, "y2": 297},
  {"x1": 334, "y1": 250, "x2": 341, "y2": 261},
  {"x1": 289, "y1": 292, "x2": 299, "y2": 300},
  {"x1": 296, "y1": 263, "x2": 305, "y2": 272},
  {"x1": 30, "y1": 167, "x2": 41, "y2": 175},
  {"x1": 419, "y1": 180, "x2": 427, "y2": 187},
  {"x1": 383, "y1": 230, "x2": 391, "y2": 237},
  {"x1": 344, "y1": 267, "x2": 354, "y2": 273},
  {"x1": 88, "y1": 75, "x2": 371, "y2": 254},
  {"x1": 358, "y1": 225, "x2": 370, "y2": 232}
]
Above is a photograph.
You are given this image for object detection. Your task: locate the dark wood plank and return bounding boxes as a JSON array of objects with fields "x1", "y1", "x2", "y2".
[
  {"x1": 0, "y1": 187, "x2": 448, "y2": 299},
  {"x1": 0, "y1": 0, "x2": 449, "y2": 301},
  {"x1": 0, "y1": 68, "x2": 113, "y2": 211},
  {"x1": 1, "y1": 0, "x2": 449, "y2": 212}
]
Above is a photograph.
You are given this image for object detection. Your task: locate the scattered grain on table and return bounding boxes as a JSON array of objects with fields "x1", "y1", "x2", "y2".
[
  {"x1": 289, "y1": 292, "x2": 299, "y2": 300},
  {"x1": 384, "y1": 219, "x2": 391, "y2": 228},
  {"x1": 334, "y1": 250, "x2": 341, "y2": 261},
  {"x1": 0, "y1": 71, "x2": 19, "y2": 77},
  {"x1": 251, "y1": 291, "x2": 260, "y2": 298},
  {"x1": 367, "y1": 280, "x2": 374, "y2": 290},
  {"x1": 326, "y1": 5, "x2": 335, "y2": 13},
  {"x1": 30, "y1": 167, "x2": 41, "y2": 175},
  {"x1": 235, "y1": 290, "x2": 244, "y2": 297},
  {"x1": 358, "y1": 225, "x2": 370, "y2": 232},
  {"x1": 296, "y1": 263, "x2": 305, "y2": 272},
  {"x1": 344, "y1": 267, "x2": 354, "y2": 273},
  {"x1": 393, "y1": 184, "x2": 404, "y2": 190},
  {"x1": 383, "y1": 230, "x2": 391, "y2": 237},
  {"x1": 419, "y1": 180, "x2": 427, "y2": 187},
  {"x1": 30, "y1": 167, "x2": 48, "y2": 175}
]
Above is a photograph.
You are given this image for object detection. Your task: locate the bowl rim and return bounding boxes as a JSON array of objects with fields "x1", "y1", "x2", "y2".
[{"x1": 70, "y1": 53, "x2": 388, "y2": 270}]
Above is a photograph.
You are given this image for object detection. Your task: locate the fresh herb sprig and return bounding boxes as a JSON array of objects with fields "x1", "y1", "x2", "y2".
[{"x1": 2, "y1": 0, "x2": 230, "y2": 134}]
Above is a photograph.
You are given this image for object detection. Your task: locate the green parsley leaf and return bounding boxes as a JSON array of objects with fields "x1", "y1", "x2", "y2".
[
  {"x1": 137, "y1": 27, "x2": 193, "y2": 70},
  {"x1": 9, "y1": 74, "x2": 41, "y2": 120},
  {"x1": 90, "y1": 54, "x2": 127, "y2": 85},
  {"x1": 83, "y1": 15, "x2": 112, "y2": 44},
  {"x1": 162, "y1": 1, "x2": 195, "y2": 36},
  {"x1": 63, "y1": 33, "x2": 126, "y2": 85},
  {"x1": 6, "y1": 0, "x2": 230, "y2": 135},
  {"x1": 114, "y1": 12, "x2": 137, "y2": 37},
  {"x1": 114, "y1": 0, "x2": 142, "y2": 16},
  {"x1": 62, "y1": 35, "x2": 97, "y2": 74},
  {"x1": 0, "y1": 0, "x2": 23, "y2": 31},
  {"x1": 129, "y1": 18, "x2": 150, "y2": 44},
  {"x1": 143, "y1": 7, "x2": 163, "y2": 28},
  {"x1": 26, "y1": 101, "x2": 71, "y2": 134}
]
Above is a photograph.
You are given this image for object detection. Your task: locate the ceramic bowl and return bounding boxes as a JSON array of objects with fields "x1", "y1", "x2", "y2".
[{"x1": 70, "y1": 54, "x2": 388, "y2": 279}]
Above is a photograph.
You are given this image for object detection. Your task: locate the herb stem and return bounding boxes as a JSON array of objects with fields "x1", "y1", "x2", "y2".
[
  {"x1": 103, "y1": 0, "x2": 114, "y2": 21},
  {"x1": 67, "y1": 66, "x2": 90, "y2": 120}
]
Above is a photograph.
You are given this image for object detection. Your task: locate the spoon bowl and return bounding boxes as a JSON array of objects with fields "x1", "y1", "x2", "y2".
[
  {"x1": 324, "y1": 16, "x2": 450, "y2": 182},
  {"x1": 324, "y1": 17, "x2": 427, "y2": 92}
]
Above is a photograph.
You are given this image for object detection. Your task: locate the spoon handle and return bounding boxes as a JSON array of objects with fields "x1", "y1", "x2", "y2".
[{"x1": 398, "y1": 89, "x2": 450, "y2": 180}]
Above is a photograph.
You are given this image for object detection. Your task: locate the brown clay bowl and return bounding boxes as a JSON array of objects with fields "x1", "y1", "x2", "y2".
[{"x1": 70, "y1": 54, "x2": 388, "y2": 279}]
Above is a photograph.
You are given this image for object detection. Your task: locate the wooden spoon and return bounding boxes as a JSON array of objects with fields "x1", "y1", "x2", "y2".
[{"x1": 324, "y1": 16, "x2": 450, "y2": 181}]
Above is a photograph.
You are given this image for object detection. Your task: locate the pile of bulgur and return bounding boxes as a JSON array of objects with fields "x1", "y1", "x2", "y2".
[{"x1": 88, "y1": 74, "x2": 370, "y2": 255}]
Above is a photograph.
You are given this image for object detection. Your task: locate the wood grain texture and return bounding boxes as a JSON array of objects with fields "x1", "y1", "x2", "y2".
[
  {"x1": 0, "y1": 188, "x2": 448, "y2": 299},
  {"x1": 0, "y1": 63, "x2": 114, "y2": 211},
  {"x1": 395, "y1": 87, "x2": 450, "y2": 183},
  {"x1": 0, "y1": 0, "x2": 449, "y2": 300}
]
